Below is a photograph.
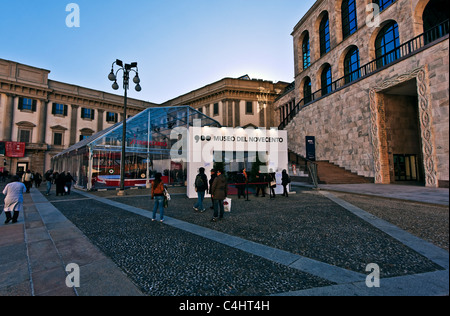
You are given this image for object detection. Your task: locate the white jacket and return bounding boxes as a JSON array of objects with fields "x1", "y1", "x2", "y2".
[{"x1": 2, "y1": 182, "x2": 27, "y2": 213}]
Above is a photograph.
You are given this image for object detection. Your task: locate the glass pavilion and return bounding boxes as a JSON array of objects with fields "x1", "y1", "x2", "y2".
[{"x1": 52, "y1": 106, "x2": 221, "y2": 190}]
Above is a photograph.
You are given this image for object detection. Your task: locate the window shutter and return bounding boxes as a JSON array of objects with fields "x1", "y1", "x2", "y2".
[
  {"x1": 18, "y1": 98, "x2": 23, "y2": 110},
  {"x1": 64, "y1": 104, "x2": 68, "y2": 116},
  {"x1": 52, "y1": 103, "x2": 56, "y2": 115},
  {"x1": 32, "y1": 100, "x2": 37, "y2": 112},
  {"x1": 91, "y1": 109, "x2": 95, "y2": 120}
]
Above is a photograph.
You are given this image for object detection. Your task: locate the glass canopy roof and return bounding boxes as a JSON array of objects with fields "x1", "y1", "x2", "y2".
[{"x1": 56, "y1": 106, "x2": 222, "y2": 157}]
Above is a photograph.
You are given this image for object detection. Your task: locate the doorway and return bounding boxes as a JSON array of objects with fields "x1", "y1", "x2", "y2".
[
  {"x1": 381, "y1": 79, "x2": 425, "y2": 184},
  {"x1": 17, "y1": 162, "x2": 29, "y2": 175}
]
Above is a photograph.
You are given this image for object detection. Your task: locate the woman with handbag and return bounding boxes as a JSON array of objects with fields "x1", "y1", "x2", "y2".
[{"x1": 151, "y1": 173, "x2": 166, "y2": 222}]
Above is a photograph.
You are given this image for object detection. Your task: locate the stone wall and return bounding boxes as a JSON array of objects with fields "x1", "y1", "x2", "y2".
[{"x1": 285, "y1": 38, "x2": 449, "y2": 187}]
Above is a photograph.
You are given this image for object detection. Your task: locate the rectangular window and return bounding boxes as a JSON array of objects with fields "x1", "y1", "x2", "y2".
[
  {"x1": 52, "y1": 103, "x2": 68, "y2": 116},
  {"x1": 53, "y1": 132, "x2": 63, "y2": 146},
  {"x1": 213, "y1": 103, "x2": 219, "y2": 116},
  {"x1": 18, "y1": 129, "x2": 31, "y2": 143},
  {"x1": 106, "y1": 112, "x2": 118, "y2": 123},
  {"x1": 18, "y1": 98, "x2": 37, "y2": 112},
  {"x1": 246, "y1": 101, "x2": 253, "y2": 114},
  {"x1": 81, "y1": 108, "x2": 95, "y2": 120}
]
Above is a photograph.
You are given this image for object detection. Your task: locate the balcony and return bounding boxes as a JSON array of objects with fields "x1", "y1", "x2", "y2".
[{"x1": 279, "y1": 19, "x2": 449, "y2": 130}]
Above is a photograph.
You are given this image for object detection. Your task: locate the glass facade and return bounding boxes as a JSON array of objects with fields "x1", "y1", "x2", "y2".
[{"x1": 52, "y1": 106, "x2": 221, "y2": 190}]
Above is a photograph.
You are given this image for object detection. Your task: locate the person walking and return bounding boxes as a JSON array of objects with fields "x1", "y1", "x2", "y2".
[
  {"x1": 210, "y1": 169, "x2": 228, "y2": 222},
  {"x1": 255, "y1": 170, "x2": 267, "y2": 197},
  {"x1": 151, "y1": 173, "x2": 166, "y2": 222},
  {"x1": 34, "y1": 172, "x2": 42, "y2": 188},
  {"x1": 55, "y1": 172, "x2": 66, "y2": 196},
  {"x1": 22, "y1": 170, "x2": 33, "y2": 193},
  {"x1": 236, "y1": 169, "x2": 246, "y2": 199},
  {"x1": 281, "y1": 169, "x2": 291, "y2": 197},
  {"x1": 193, "y1": 167, "x2": 208, "y2": 213},
  {"x1": 269, "y1": 171, "x2": 276, "y2": 199},
  {"x1": 44, "y1": 169, "x2": 54, "y2": 196},
  {"x1": 2, "y1": 175, "x2": 26, "y2": 224},
  {"x1": 208, "y1": 169, "x2": 217, "y2": 210},
  {"x1": 64, "y1": 172, "x2": 76, "y2": 195}
]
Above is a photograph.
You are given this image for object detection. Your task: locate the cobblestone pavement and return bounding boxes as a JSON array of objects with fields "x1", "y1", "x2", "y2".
[{"x1": 1, "y1": 183, "x2": 448, "y2": 296}]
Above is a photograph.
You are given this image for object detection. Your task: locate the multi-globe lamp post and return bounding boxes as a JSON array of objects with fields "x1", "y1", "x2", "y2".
[{"x1": 108, "y1": 59, "x2": 142, "y2": 195}]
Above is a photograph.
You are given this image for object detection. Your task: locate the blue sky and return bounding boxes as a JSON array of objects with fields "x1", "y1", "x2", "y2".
[{"x1": 0, "y1": 0, "x2": 315, "y2": 103}]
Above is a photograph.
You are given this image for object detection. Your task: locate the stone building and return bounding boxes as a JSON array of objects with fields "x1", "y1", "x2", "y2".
[
  {"x1": 275, "y1": 0, "x2": 449, "y2": 188},
  {"x1": 0, "y1": 59, "x2": 156, "y2": 175},
  {"x1": 162, "y1": 75, "x2": 290, "y2": 128}
]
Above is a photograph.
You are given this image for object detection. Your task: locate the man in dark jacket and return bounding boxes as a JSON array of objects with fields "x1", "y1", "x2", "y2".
[
  {"x1": 208, "y1": 169, "x2": 217, "y2": 210},
  {"x1": 210, "y1": 169, "x2": 228, "y2": 222},
  {"x1": 193, "y1": 167, "x2": 208, "y2": 212}
]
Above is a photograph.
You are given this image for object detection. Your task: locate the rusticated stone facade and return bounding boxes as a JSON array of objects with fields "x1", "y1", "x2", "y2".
[{"x1": 276, "y1": 0, "x2": 449, "y2": 187}]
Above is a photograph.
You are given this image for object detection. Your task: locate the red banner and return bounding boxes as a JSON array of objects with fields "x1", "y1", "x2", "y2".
[{"x1": 5, "y1": 142, "x2": 26, "y2": 158}]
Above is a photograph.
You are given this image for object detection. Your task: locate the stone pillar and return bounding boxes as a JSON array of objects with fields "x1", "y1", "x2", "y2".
[
  {"x1": 2, "y1": 94, "x2": 16, "y2": 141},
  {"x1": 70, "y1": 104, "x2": 79, "y2": 146},
  {"x1": 97, "y1": 109, "x2": 104, "y2": 132},
  {"x1": 37, "y1": 99, "x2": 48, "y2": 144},
  {"x1": 234, "y1": 100, "x2": 240, "y2": 127}
]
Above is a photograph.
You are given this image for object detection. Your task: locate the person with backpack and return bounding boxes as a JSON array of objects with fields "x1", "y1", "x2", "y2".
[
  {"x1": 193, "y1": 167, "x2": 208, "y2": 213},
  {"x1": 151, "y1": 173, "x2": 166, "y2": 222}
]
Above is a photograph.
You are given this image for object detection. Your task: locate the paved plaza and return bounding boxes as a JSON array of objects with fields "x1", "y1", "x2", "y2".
[{"x1": 0, "y1": 182, "x2": 448, "y2": 296}]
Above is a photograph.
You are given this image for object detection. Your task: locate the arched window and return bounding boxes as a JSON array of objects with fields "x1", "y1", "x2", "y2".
[
  {"x1": 423, "y1": 0, "x2": 449, "y2": 44},
  {"x1": 375, "y1": 21, "x2": 400, "y2": 68},
  {"x1": 302, "y1": 32, "x2": 311, "y2": 69},
  {"x1": 319, "y1": 12, "x2": 331, "y2": 56},
  {"x1": 303, "y1": 77, "x2": 312, "y2": 103},
  {"x1": 321, "y1": 64, "x2": 333, "y2": 96},
  {"x1": 342, "y1": 0, "x2": 358, "y2": 39},
  {"x1": 344, "y1": 46, "x2": 360, "y2": 84},
  {"x1": 373, "y1": 0, "x2": 396, "y2": 12}
]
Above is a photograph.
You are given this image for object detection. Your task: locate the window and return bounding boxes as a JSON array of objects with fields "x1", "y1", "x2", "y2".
[
  {"x1": 81, "y1": 108, "x2": 95, "y2": 120},
  {"x1": 342, "y1": 0, "x2": 358, "y2": 39},
  {"x1": 53, "y1": 132, "x2": 63, "y2": 146},
  {"x1": 319, "y1": 12, "x2": 331, "y2": 56},
  {"x1": 321, "y1": 64, "x2": 333, "y2": 96},
  {"x1": 375, "y1": 21, "x2": 400, "y2": 68},
  {"x1": 79, "y1": 135, "x2": 90, "y2": 141},
  {"x1": 303, "y1": 77, "x2": 312, "y2": 103},
  {"x1": 18, "y1": 129, "x2": 32, "y2": 143},
  {"x1": 373, "y1": 0, "x2": 396, "y2": 12},
  {"x1": 302, "y1": 32, "x2": 311, "y2": 69},
  {"x1": 214, "y1": 103, "x2": 219, "y2": 115},
  {"x1": 18, "y1": 98, "x2": 37, "y2": 112},
  {"x1": 106, "y1": 112, "x2": 118, "y2": 123},
  {"x1": 344, "y1": 46, "x2": 361, "y2": 84},
  {"x1": 423, "y1": 0, "x2": 450, "y2": 44},
  {"x1": 52, "y1": 103, "x2": 68, "y2": 116},
  {"x1": 246, "y1": 101, "x2": 253, "y2": 114}
]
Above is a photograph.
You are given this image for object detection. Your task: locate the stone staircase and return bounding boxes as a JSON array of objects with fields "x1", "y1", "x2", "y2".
[{"x1": 315, "y1": 161, "x2": 372, "y2": 184}]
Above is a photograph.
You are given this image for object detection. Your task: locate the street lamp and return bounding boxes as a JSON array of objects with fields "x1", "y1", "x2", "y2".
[{"x1": 108, "y1": 59, "x2": 142, "y2": 195}]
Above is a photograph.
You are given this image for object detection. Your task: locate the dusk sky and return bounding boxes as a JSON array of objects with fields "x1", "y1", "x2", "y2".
[{"x1": 0, "y1": 0, "x2": 316, "y2": 103}]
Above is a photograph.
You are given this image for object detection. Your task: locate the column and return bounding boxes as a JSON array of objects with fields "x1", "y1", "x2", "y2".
[
  {"x1": 97, "y1": 109, "x2": 104, "y2": 133},
  {"x1": 69, "y1": 104, "x2": 79, "y2": 146},
  {"x1": 2, "y1": 94, "x2": 16, "y2": 141},
  {"x1": 37, "y1": 99, "x2": 48, "y2": 144},
  {"x1": 234, "y1": 100, "x2": 240, "y2": 127}
]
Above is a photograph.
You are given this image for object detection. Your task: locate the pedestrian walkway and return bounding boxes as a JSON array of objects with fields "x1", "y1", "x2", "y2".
[
  {"x1": 0, "y1": 184, "x2": 448, "y2": 296},
  {"x1": 293, "y1": 182, "x2": 449, "y2": 206}
]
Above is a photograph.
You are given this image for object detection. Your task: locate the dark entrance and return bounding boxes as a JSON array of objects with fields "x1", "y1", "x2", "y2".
[{"x1": 381, "y1": 79, "x2": 425, "y2": 185}]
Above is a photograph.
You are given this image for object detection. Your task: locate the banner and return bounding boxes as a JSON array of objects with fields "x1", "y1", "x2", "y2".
[{"x1": 5, "y1": 142, "x2": 26, "y2": 158}]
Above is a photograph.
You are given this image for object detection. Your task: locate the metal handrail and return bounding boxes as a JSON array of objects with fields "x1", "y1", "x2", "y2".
[{"x1": 279, "y1": 19, "x2": 449, "y2": 130}]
